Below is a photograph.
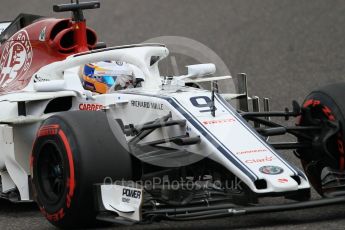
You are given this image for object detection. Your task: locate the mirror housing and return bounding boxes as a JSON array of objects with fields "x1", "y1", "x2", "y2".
[
  {"x1": 187, "y1": 63, "x2": 216, "y2": 78},
  {"x1": 178, "y1": 64, "x2": 216, "y2": 80}
]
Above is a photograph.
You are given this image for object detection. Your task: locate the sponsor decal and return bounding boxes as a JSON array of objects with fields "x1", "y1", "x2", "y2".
[
  {"x1": 322, "y1": 106, "x2": 335, "y2": 121},
  {"x1": 236, "y1": 148, "x2": 268, "y2": 155},
  {"x1": 303, "y1": 99, "x2": 320, "y2": 108},
  {"x1": 202, "y1": 118, "x2": 236, "y2": 125},
  {"x1": 39, "y1": 26, "x2": 47, "y2": 42},
  {"x1": 131, "y1": 100, "x2": 163, "y2": 110},
  {"x1": 122, "y1": 188, "x2": 141, "y2": 199},
  {"x1": 79, "y1": 103, "x2": 104, "y2": 111},
  {"x1": 122, "y1": 188, "x2": 142, "y2": 203},
  {"x1": 245, "y1": 156, "x2": 273, "y2": 164},
  {"x1": 40, "y1": 207, "x2": 65, "y2": 222},
  {"x1": 38, "y1": 125, "x2": 60, "y2": 137},
  {"x1": 304, "y1": 99, "x2": 335, "y2": 121},
  {"x1": 0, "y1": 30, "x2": 33, "y2": 89},
  {"x1": 33, "y1": 74, "x2": 49, "y2": 83},
  {"x1": 259, "y1": 165, "x2": 284, "y2": 175},
  {"x1": 277, "y1": 178, "x2": 289, "y2": 183}
]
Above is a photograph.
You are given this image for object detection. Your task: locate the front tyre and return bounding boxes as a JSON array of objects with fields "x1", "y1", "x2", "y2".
[
  {"x1": 298, "y1": 83, "x2": 345, "y2": 195},
  {"x1": 31, "y1": 111, "x2": 132, "y2": 228}
]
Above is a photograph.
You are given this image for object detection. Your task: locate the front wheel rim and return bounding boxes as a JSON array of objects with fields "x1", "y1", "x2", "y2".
[{"x1": 36, "y1": 141, "x2": 66, "y2": 205}]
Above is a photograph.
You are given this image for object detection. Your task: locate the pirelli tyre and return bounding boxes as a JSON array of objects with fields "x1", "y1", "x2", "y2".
[
  {"x1": 31, "y1": 111, "x2": 132, "y2": 228},
  {"x1": 298, "y1": 82, "x2": 345, "y2": 195}
]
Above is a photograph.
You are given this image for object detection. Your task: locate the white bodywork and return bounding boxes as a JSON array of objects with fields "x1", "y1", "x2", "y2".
[
  {"x1": 100, "y1": 184, "x2": 143, "y2": 221},
  {"x1": 0, "y1": 44, "x2": 309, "y2": 209},
  {"x1": 0, "y1": 22, "x2": 11, "y2": 35}
]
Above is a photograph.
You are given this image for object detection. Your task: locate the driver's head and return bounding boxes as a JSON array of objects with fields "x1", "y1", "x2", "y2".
[{"x1": 81, "y1": 61, "x2": 133, "y2": 94}]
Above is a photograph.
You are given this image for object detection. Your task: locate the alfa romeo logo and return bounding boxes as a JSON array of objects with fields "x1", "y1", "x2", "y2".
[
  {"x1": 259, "y1": 165, "x2": 284, "y2": 175},
  {"x1": 0, "y1": 30, "x2": 33, "y2": 89}
]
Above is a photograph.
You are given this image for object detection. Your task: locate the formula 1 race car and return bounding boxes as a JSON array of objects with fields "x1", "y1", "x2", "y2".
[{"x1": 1, "y1": 1, "x2": 345, "y2": 229}]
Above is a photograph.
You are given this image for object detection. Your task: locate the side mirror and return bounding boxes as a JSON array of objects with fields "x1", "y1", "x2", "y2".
[
  {"x1": 186, "y1": 63, "x2": 216, "y2": 78},
  {"x1": 163, "y1": 63, "x2": 217, "y2": 87}
]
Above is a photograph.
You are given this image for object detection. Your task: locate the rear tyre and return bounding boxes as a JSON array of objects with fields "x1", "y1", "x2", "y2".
[
  {"x1": 31, "y1": 111, "x2": 132, "y2": 228},
  {"x1": 298, "y1": 83, "x2": 345, "y2": 195}
]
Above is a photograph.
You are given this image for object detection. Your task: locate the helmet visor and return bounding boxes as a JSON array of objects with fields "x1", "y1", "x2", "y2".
[{"x1": 102, "y1": 75, "x2": 117, "y2": 87}]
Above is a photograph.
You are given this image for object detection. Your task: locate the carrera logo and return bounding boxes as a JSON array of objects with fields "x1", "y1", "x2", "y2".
[
  {"x1": 0, "y1": 30, "x2": 33, "y2": 89},
  {"x1": 79, "y1": 103, "x2": 104, "y2": 111},
  {"x1": 122, "y1": 188, "x2": 141, "y2": 199},
  {"x1": 245, "y1": 156, "x2": 273, "y2": 164},
  {"x1": 236, "y1": 149, "x2": 268, "y2": 155},
  {"x1": 202, "y1": 118, "x2": 236, "y2": 125}
]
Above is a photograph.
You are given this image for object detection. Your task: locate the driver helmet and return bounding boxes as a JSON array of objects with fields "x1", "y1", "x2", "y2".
[{"x1": 82, "y1": 61, "x2": 134, "y2": 94}]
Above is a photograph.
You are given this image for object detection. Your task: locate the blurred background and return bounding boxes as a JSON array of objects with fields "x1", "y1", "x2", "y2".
[{"x1": 1, "y1": 0, "x2": 345, "y2": 229}]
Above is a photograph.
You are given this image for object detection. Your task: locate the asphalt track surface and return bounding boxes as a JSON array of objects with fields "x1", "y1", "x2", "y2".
[{"x1": 1, "y1": 0, "x2": 345, "y2": 229}]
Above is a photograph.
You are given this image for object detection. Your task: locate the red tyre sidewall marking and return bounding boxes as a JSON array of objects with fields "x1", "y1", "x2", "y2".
[
  {"x1": 302, "y1": 99, "x2": 345, "y2": 170},
  {"x1": 32, "y1": 124, "x2": 76, "y2": 222},
  {"x1": 37, "y1": 124, "x2": 60, "y2": 137},
  {"x1": 58, "y1": 129, "x2": 76, "y2": 208}
]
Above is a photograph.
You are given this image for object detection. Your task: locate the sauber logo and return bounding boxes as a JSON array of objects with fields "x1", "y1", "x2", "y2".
[
  {"x1": 79, "y1": 103, "x2": 104, "y2": 111},
  {"x1": 0, "y1": 30, "x2": 33, "y2": 89}
]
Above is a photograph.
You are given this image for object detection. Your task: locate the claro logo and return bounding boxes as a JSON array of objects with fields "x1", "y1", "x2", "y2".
[
  {"x1": 122, "y1": 188, "x2": 141, "y2": 199},
  {"x1": 245, "y1": 156, "x2": 274, "y2": 164}
]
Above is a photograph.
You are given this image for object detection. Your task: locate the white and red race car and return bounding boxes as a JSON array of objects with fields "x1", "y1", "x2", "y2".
[{"x1": 1, "y1": 1, "x2": 345, "y2": 229}]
